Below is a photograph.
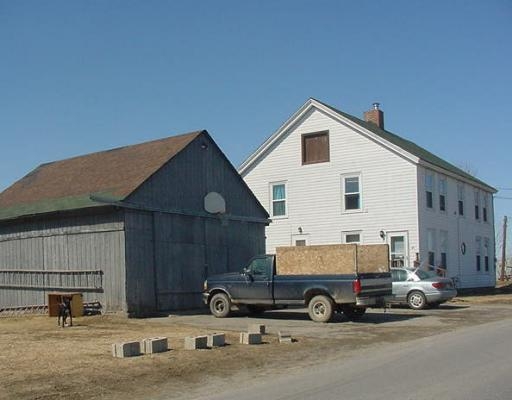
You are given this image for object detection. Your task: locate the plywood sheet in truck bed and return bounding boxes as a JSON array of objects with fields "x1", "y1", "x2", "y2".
[
  {"x1": 356, "y1": 244, "x2": 390, "y2": 273},
  {"x1": 276, "y1": 245, "x2": 357, "y2": 275}
]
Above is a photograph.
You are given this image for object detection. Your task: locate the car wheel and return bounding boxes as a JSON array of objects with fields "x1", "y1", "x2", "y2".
[
  {"x1": 342, "y1": 306, "x2": 367, "y2": 321},
  {"x1": 407, "y1": 291, "x2": 427, "y2": 310},
  {"x1": 209, "y1": 293, "x2": 231, "y2": 318},
  {"x1": 308, "y1": 295, "x2": 334, "y2": 323}
]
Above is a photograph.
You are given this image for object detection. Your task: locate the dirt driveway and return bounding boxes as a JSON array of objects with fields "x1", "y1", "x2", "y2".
[{"x1": 1, "y1": 289, "x2": 511, "y2": 400}]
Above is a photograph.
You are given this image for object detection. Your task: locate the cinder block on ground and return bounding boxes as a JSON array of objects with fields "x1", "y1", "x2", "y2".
[
  {"x1": 141, "y1": 337, "x2": 168, "y2": 354},
  {"x1": 207, "y1": 333, "x2": 225, "y2": 348},
  {"x1": 278, "y1": 331, "x2": 293, "y2": 344},
  {"x1": 112, "y1": 341, "x2": 141, "y2": 358},
  {"x1": 248, "y1": 324, "x2": 266, "y2": 334},
  {"x1": 240, "y1": 332, "x2": 262, "y2": 345},
  {"x1": 184, "y1": 335, "x2": 208, "y2": 350}
]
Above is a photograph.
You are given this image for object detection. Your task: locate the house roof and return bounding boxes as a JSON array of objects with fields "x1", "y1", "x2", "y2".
[
  {"x1": 0, "y1": 131, "x2": 203, "y2": 221},
  {"x1": 239, "y1": 98, "x2": 496, "y2": 193}
]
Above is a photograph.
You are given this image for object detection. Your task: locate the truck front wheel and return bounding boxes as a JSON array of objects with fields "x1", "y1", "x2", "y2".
[
  {"x1": 308, "y1": 295, "x2": 334, "y2": 323},
  {"x1": 210, "y1": 293, "x2": 231, "y2": 318}
]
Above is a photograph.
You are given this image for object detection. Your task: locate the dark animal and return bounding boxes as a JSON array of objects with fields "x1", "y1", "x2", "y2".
[{"x1": 57, "y1": 296, "x2": 73, "y2": 328}]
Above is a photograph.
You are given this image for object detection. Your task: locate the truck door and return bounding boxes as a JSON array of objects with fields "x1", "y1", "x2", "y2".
[{"x1": 242, "y1": 256, "x2": 273, "y2": 304}]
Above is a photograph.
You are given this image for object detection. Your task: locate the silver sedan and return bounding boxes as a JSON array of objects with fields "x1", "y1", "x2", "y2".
[{"x1": 389, "y1": 267, "x2": 457, "y2": 309}]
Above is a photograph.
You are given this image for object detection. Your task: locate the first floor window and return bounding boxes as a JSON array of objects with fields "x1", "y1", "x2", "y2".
[
  {"x1": 343, "y1": 231, "x2": 361, "y2": 244},
  {"x1": 484, "y1": 237, "x2": 490, "y2": 272},
  {"x1": 343, "y1": 175, "x2": 361, "y2": 211},
  {"x1": 271, "y1": 183, "x2": 286, "y2": 217},
  {"x1": 427, "y1": 229, "x2": 436, "y2": 266},
  {"x1": 475, "y1": 236, "x2": 482, "y2": 271}
]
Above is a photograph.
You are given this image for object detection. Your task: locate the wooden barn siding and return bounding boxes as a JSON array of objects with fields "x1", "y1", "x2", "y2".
[
  {"x1": 0, "y1": 210, "x2": 126, "y2": 312},
  {"x1": 124, "y1": 210, "x2": 266, "y2": 314},
  {"x1": 126, "y1": 133, "x2": 268, "y2": 220},
  {"x1": 123, "y1": 135, "x2": 267, "y2": 314}
]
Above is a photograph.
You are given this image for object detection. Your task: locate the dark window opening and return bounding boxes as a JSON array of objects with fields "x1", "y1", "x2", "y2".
[
  {"x1": 441, "y1": 252, "x2": 447, "y2": 268},
  {"x1": 295, "y1": 240, "x2": 306, "y2": 246},
  {"x1": 426, "y1": 191, "x2": 433, "y2": 208},
  {"x1": 483, "y1": 207, "x2": 487, "y2": 222},
  {"x1": 428, "y1": 251, "x2": 435, "y2": 266},
  {"x1": 439, "y1": 195, "x2": 446, "y2": 212},
  {"x1": 476, "y1": 255, "x2": 481, "y2": 271},
  {"x1": 302, "y1": 132, "x2": 329, "y2": 164},
  {"x1": 484, "y1": 256, "x2": 489, "y2": 271},
  {"x1": 458, "y1": 200, "x2": 464, "y2": 216},
  {"x1": 475, "y1": 205, "x2": 479, "y2": 220}
]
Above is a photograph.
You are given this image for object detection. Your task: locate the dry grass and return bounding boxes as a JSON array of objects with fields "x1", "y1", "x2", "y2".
[{"x1": 0, "y1": 315, "x2": 324, "y2": 400}]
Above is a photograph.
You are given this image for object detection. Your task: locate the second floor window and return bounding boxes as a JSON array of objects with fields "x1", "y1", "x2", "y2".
[
  {"x1": 483, "y1": 193, "x2": 488, "y2": 222},
  {"x1": 425, "y1": 172, "x2": 434, "y2": 209},
  {"x1": 458, "y1": 184, "x2": 465, "y2": 216},
  {"x1": 439, "y1": 176, "x2": 447, "y2": 212},
  {"x1": 474, "y1": 191, "x2": 480, "y2": 220},
  {"x1": 302, "y1": 131, "x2": 329, "y2": 164},
  {"x1": 343, "y1": 175, "x2": 361, "y2": 211},
  {"x1": 271, "y1": 183, "x2": 286, "y2": 217}
]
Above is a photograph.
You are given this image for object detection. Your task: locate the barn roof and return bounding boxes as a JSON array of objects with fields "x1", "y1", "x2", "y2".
[{"x1": 0, "y1": 131, "x2": 203, "y2": 221}]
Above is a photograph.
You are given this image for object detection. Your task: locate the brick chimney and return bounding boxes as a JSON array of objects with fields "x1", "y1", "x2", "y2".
[{"x1": 364, "y1": 102, "x2": 384, "y2": 129}]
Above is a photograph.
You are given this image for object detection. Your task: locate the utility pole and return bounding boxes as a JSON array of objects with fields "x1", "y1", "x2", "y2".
[{"x1": 500, "y1": 216, "x2": 508, "y2": 281}]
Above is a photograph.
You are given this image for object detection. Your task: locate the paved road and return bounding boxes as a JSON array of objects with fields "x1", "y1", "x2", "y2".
[{"x1": 192, "y1": 318, "x2": 512, "y2": 400}]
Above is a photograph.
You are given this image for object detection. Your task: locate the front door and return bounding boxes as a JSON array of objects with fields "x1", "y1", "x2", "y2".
[{"x1": 388, "y1": 232, "x2": 409, "y2": 268}]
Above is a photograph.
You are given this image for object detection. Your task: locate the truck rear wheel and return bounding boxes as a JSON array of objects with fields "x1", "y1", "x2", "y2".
[
  {"x1": 308, "y1": 295, "x2": 334, "y2": 323},
  {"x1": 210, "y1": 293, "x2": 231, "y2": 318}
]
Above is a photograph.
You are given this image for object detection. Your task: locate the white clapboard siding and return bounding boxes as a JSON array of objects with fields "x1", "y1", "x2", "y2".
[
  {"x1": 244, "y1": 108, "x2": 420, "y2": 264},
  {"x1": 243, "y1": 101, "x2": 496, "y2": 289}
]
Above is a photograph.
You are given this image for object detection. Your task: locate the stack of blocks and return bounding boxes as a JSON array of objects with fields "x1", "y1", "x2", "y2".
[
  {"x1": 207, "y1": 333, "x2": 225, "y2": 348},
  {"x1": 278, "y1": 331, "x2": 293, "y2": 344},
  {"x1": 112, "y1": 341, "x2": 141, "y2": 358},
  {"x1": 184, "y1": 335, "x2": 208, "y2": 350},
  {"x1": 141, "y1": 337, "x2": 168, "y2": 354}
]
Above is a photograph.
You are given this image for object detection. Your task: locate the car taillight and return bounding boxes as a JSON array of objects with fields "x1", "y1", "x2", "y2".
[
  {"x1": 432, "y1": 282, "x2": 445, "y2": 289},
  {"x1": 353, "y1": 279, "x2": 362, "y2": 295}
]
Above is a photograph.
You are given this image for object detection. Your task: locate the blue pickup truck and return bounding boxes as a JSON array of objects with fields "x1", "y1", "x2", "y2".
[{"x1": 203, "y1": 253, "x2": 392, "y2": 322}]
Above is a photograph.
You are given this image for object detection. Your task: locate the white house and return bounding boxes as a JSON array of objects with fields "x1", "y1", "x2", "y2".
[{"x1": 240, "y1": 98, "x2": 497, "y2": 289}]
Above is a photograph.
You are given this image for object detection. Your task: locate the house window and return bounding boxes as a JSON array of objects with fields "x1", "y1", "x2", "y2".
[
  {"x1": 484, "y1": 237, "x2": 490, "y2": 272},
  {"x1": 439, "y1": 176, "x2": 447, "y2": 212},
  {"x1": 270, "y1": 182, "x2": 286, "y2": 217},
  {"x1": 302, "y1": 131, "x2": 329, "y2": 165},
  {"x1": 457, "y1": 183, "x2": 465, "y2": 216},
  {"x1": 474, "y1": 190, "x2": 480, "y2": 220},
  {"x1": 343, "y1": 231, "x2": 361, "y2": 244},
  {"x1": 342, "y1": 175, "x2": 361, "y2": 211},
  {"x1": 425, "y1": 172, "x2": 434, "y2": 209},
  {"x1": 475, "y1": 236, "x2": 481, "y2": 272},
  {"x1": 427, "y1": 229, "x2": 436, "y2": 267},
  {"x1": 295, "y1": 239, "x2": 306, "y2": 246},
  {"x1": 483, "y1": 193, "x2": 488, "y2": 222},
  {"x1": 440, "y1": 230, "x2": 448, "y2": 270}
]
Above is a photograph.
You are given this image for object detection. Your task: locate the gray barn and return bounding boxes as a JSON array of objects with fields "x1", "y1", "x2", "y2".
[{"x1": 0, "y1": 131, "x2": 268, "y2": 316}]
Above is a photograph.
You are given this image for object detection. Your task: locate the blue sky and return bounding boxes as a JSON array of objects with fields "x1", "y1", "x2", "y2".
[{"x1": 1, "y1": 1, "x2": 511, "y2": 254}]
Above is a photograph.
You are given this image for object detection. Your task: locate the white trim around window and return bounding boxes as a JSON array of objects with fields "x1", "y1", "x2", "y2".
[
  {"x1": 341, "y1": 173, "x2": 362, "y2": 213},
  {"x1": 269, "y1": 181, "x2": 287, "y2": 218}
]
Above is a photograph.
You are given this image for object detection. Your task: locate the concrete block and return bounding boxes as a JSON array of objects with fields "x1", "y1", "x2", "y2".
[
  {"x1": 207, "y1": 333, "x2": 225, "y2": 348},
  {"x1": 184, "y1": 335, "x2": 208, "y2": 350},
  {"x1": 248, "y1": 324, "x2": 266, "y2": 335},
  {"x1": 240, "y1": 332, "x2": 262, "y2": 345},
  {"x1": 141, "y1": 337, "x2": 168, "y2": 354},
  {"x1": 278, "y1": 331, "x2": 293, "y2": 344},
  {"x1": 112, "y1": 341, "x2": 141, "y2": 358}
]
